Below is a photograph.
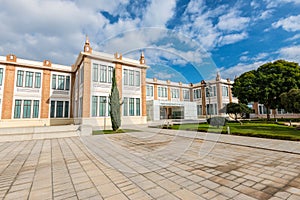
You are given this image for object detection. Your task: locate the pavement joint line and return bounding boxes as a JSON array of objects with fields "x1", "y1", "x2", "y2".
[
  {"x1": 63, "y1": 137, "x2": 99, "y2": 199},
  {"x1": 55, "y1": 138, "x2": 79, "y2": 200},
  {"x1": 2, "y1": 140, "x2": 36, "y2": 199},
  {"x1": 67, "y1": 137, "x2": 121, "y2": 199}
]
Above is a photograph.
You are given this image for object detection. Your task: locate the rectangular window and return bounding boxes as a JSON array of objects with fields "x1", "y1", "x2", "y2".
[
  {"x1": 80, "y1": 67, "x2": 84, "y2": 84},
  {"x1": 66, "y1": 76, "x2": 70, "y2": 91},
  {"x1": 100, "y1": 65, "x2": 107, "y2": 82},
  {"x1": 194, "y1": 89, "x2": 201, "y2": 99},
  {"x1": 212, "y1": 86, "x2": 216, "y2": 97},
  {"x1": 158, "y1": 87, "x2": 161, "y2": 97},
  {"x1": 25, "y1": 72, "x2": 33, "y2": 87},
  {"x1": 99, "y1": 96, "x2": 107, "y2": 116},
  {"x1": 206, "y1": 87, "x2": 210, "y2": 97},
  {"x1": 129, "y1": 98, "x2": 134, "y2": 116},
  {"x1": 135, "y1": 71, "x2": 140, "y2": 86},
  {"x1": 214, "y1": 104, "x2": 217, "y2": 115},
  {"x1": 58, "y1": 75, "x2": 65, "y2": 90},
  {"x1": 197, "y1": 105, "x2": 202, "y2": 116},
  {"x1": 123, "y1": 69, "x2": 128, "y2": 85},
  {"x1": 123, "y1": 97, "x2": 128, "y2": 116},
  {"x1": 17, "y1": 70, "x2": 24, "y2": 87},
  {"x1": 108, "y1": 66, "x2": 113, "y2": 83},
  {"x1": 183, "y1": 90, "x2": 190, "y2": 100},
  {"x1": 50, "y1": 101, "x2": 55, "y2": 118},
  {"x1": 64, "y1": 101, "x2": 69, "y2": 118},
  {"x1": 35, "y1": 72, "x2": 41, "y2": 88},
  {"x1": 23, "y1": 100, "x2": 31, "y2": 118},
  {"x1": 14, "y1": 100, "x2": 22, "y2": 118},
  {"x1": 52, "y1": 74, "x2": 56, "y2": 89},
  {"x1": 136, "y1": 98, "x2": 140, "y2": 116},
  {"x1": 171, "y1": 88, "x2": 179, "y2": 98},
  {"x1": 129, "y1": 70, "x2": 134, "y2": 86},
  {"x1": 92, "y1": 96, "x2": 98, "y2": 117},
  {"x1": 0, "y1": 68, "x2": 3, "y2": 86},
  {"x1": 207, "y1": 104, "x2": 211, "y2": 115},
  {"x1": 146, "y1": 85, "x2": 153, "y2": 97},
  {"x1": 32, "y1": 100, "x2": 39, "y2": 118},
  {"x1": 93, "y1": 64, "x2": 98, "y2": 82},
  {"x1": 222, "y1": 86, "x2": 228, "y2": 96},
  {"x1": 56, "y1": 101, "x2": 64, "y2": 118},
  {"x1": 158, "y1": 87, "x2": 167, "y2": 98}
]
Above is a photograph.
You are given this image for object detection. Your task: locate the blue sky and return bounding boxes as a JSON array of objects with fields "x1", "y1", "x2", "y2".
[{"x1": 0, "y1": 0, "x2": 300, "y2": 83}]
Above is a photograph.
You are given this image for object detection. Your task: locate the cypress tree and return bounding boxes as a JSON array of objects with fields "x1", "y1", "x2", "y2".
[{"x1": 109, "y1": 68, "x2": 121, "y2": 131}]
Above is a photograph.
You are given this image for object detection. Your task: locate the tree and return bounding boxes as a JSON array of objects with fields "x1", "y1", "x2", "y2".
[
  {"x1": 220, "y1": 102, "x2": 252, "y2": 124},
  {"x1": 232, "y1": 60, "x2": 300, "y2": 120},
  {"x1": 280, "y1": 89, "x2": 300, "y2": 113},
  {"x1": 109, "y1": 69, "x2": 121, "y2": 131}
]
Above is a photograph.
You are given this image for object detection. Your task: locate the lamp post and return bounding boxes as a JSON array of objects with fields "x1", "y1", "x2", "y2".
[
  {"x1": 103, "y1": 98, "x2": 107, "y2": 130},
  {"x1": 207, "y1": 83, "x2": 212, "y2": 119}
]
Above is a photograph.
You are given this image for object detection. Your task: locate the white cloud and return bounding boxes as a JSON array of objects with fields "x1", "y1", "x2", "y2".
[
  {"x1": 272, "y1": 15, "x2": 300, "y2": 32},
  {"x1": 240, "y1": 56, "x2": 249, "y2": 62},
  {"x1": 0, "y1": 0, "x2": 108, "y2": 64},
  {"x1": 278, "y1": 45, "x2": 300, "y2": 63},
  {"x1": 254, "y1": 53, "x2": 269, "y2": 61},
  {"x1": 286, "y1": 34, "x2": 300, "y2": 41},
  {"x1": 217, "y1": 11, "x2": 250, "y2": 32},
  {"x1": 218, "y1": 32, "x2": 248, "y2": 46},
  {"x1": 143, "y1": 0, "x2": 176, "y2": 27},
  {"x1": 219, "y1": 61, "x2": 266, "y2": 79},
  {"x1": 258, "y1": 10, "x2": 273, "y2": 20},
  {"x1": 177, "y1": 0, "x2": 219, "y2": 50},
  {"x1": 250, "y1": 1, "x2": 260, "y2": 9},
  {"x1": 264, "y1": 0, "x2": 300, "y2": 8}
]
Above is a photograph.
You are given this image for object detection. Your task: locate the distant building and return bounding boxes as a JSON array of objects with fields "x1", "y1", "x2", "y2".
[
  {"x1": 146, "y1": 73, "x2": 238, "y2": 121},
  {"x1": 250, "y1": 103, "x2": 300, "y2": 119}
]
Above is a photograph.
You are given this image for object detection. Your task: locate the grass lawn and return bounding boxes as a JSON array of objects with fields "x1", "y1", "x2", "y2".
[
  {"x1": 92, "y1": 129, "x2": 141, "y2": 135},
  {"x1": 172, "y1": 122, "x2": 300, "y2": 141}
]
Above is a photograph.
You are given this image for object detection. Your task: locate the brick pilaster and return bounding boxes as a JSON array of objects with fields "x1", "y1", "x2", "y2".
[
  {"x1": 227, "y1": 79, "x2": 233, "y2": 103},
  {"x1": 153, "y1": 78, "x2": 158, "y2": 100},
  {"x1": 1, "y1": 65, "x2": 15, "y2": 119},
  {"x1": 179, "y1": 82, "x2": 183, "y2": 101},
  {"x1": 167, "y1": 80, "x2": 171, "y2": 101},
  {"x1": 70, "y1": 72, "x2": 76, "y2": 118},
  {"x1": 41, "y1": 69, "x2": 51, "y2": 118},
  {"x1": 82, "y1": 57, "x2": 91, "y2": 118},
  {"x1": 115, "y1": 63, "x2": 122, "y2": 99}
]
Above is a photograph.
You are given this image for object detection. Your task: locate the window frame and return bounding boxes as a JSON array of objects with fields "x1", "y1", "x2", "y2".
[
  {"x1": 0, "y1": 68, "x2": 3, "y2": 86},
  {"x1": 34, "y1": 72, "x2": 41, "y2": 88},
  {"x1": 16, "y1": 70, "x2": 24, "y2": 87}
]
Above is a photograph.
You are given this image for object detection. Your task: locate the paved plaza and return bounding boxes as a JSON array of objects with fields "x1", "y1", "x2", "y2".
[{"x1": 0, "y1": 128, "x2": 300, "y2": 200}]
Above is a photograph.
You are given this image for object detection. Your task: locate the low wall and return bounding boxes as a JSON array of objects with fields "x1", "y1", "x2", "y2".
[{"x1": 0, "y1": 125, "x2": 79, "y2": 142}]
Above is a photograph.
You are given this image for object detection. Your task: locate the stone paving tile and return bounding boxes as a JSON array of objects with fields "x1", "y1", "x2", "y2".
[{"x1": 0, "y1": 130, "x2": 299, "y2": 200}]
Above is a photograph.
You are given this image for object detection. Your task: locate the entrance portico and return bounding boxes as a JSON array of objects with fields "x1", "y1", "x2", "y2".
[{"x1": 147, "y1": 100, "x2": 197, "y2": 121}]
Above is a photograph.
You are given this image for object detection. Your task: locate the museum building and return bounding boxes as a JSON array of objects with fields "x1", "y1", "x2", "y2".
[{"x1": 0, "y1": 38, "x2": 241, "y2": 128}]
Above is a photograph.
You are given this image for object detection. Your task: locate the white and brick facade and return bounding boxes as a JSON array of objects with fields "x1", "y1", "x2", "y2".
[{"x1": 1, "y1": 38, "x2": 295, "y2": 128}]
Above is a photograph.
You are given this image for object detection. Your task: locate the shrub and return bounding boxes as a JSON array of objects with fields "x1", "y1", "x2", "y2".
[{"x1": 207, "y1": 117, "x2": 228, "y2": 128}]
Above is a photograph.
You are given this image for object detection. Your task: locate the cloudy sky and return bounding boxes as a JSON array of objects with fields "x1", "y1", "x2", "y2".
[{"x1": 0, "y1": 0, "x2": 300, "y2": 83}]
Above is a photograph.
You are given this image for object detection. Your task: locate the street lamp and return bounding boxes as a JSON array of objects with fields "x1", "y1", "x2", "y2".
[
  {"x1": 206, "y1": 83, "x2": 212, "y2": 119},
  {"x1": 103, "y1": 98, "x2": 107, "y2": 130}
]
